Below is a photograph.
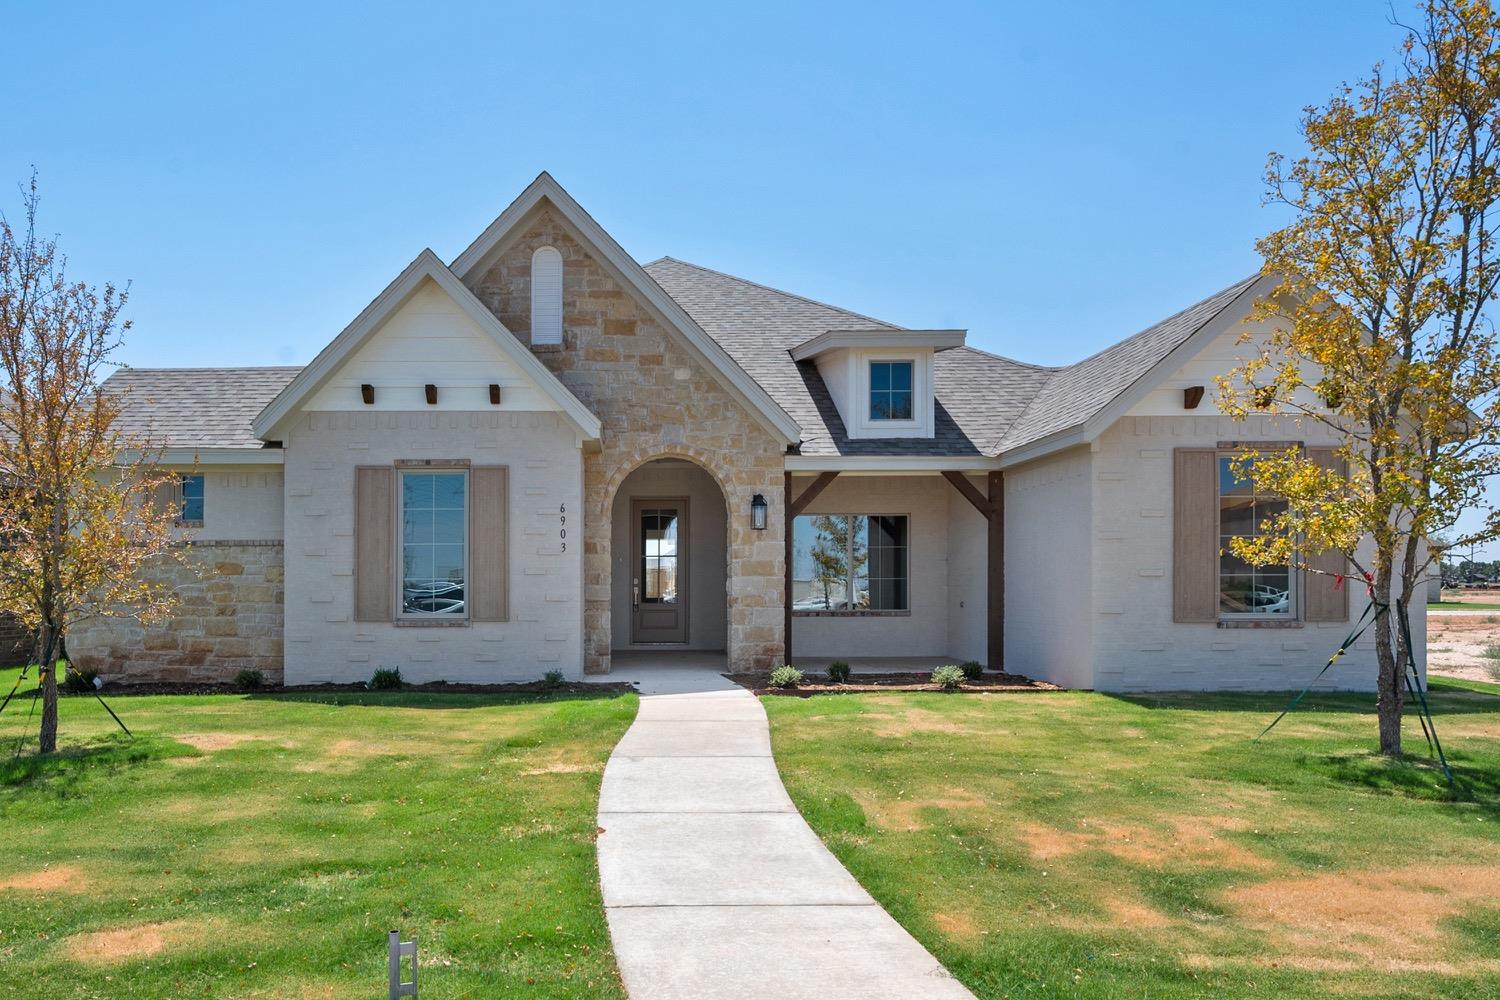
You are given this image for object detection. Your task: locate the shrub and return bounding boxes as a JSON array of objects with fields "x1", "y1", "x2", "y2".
[
  {"x1": 959, "y1": 660, "x2": 983, "y2": 680},
  {"x1": 369, "y1": 667, "x2": 403, "y2": 691},
  {"x1": 769, "y1": 665, "x2": 803, "y2": 689},
  {"x1": 542, "y1": 669, "x2": 566, "y2": 689},
  {"x1": 235, "y1": 669, "x2": 264, "y2": 689},
  {"x1": 932, "y1": 665, "x2": 965, "y2": 691},
  {"x1": 826, "y1": 660, "x2": 851, "y2": 683},
  {"x1": 61, "y1": 665, "x2": 98, "y2": 693}
]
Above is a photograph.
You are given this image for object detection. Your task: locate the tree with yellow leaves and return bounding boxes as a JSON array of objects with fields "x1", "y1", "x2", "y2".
[
  {"x1": 0, "y1": 178, "x2": 181, "y2": 754},
  {"x1": 1218, "y1": 0, "x2": 1500, "y2": 755}
]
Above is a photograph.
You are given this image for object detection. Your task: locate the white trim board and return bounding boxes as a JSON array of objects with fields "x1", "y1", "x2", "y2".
[
  {"x1": 449, "y1": 171, "x2": 803, "y2": 447},
  {"x1": 251, "y1": 249, "x2": 601, "y2": 443}
]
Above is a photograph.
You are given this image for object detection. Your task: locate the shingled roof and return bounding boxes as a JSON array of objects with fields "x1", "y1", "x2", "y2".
[
  {"x1": 98, "y1": 262, "x2": 1262, "y2": 461},
  {"x1": 103, "y1": 366, "x2": 301, "y2": 449},
  {"x1": 997, "y1": 273, "x2": 1263, "y2": 452},
  {"x1": 644, "y1": 258, "x2": 1260, "y2": 458},
  {"x1": 644, "y1": 258, "x2": 1053, "y2": 457}
]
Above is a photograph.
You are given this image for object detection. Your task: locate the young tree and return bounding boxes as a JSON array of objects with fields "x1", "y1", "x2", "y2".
[
  {"x1": 1218, "y1": 0, "x2": 1500, "y2": 755},
  {"x1": 0, "y1": 177, "x2": 180, "y2": 753}
]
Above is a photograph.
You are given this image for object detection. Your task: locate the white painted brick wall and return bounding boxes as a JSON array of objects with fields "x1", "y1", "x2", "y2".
[
  {"x1": 1088, "y1": 414, "x2": 1423, "y2": 692},
  {"x1": 1004, "y1": 449, "x2": 1094, "y2": 687},
  {"x1": 281, "y1": 409, "x2": 584, "y2": 684}
]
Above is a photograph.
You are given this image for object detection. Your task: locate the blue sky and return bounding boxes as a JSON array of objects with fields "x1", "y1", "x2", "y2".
[{"x1": 4, "y1": 1, "x2": 1487, "y2": 553}]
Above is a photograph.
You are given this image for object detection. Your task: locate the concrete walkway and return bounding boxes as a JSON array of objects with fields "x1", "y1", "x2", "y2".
[{"x1": 594, "y1": 655, "x2": 973, "y2": 999}]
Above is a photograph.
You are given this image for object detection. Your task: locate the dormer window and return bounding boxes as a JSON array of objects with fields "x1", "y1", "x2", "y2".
[
  {"x1": 530, "y1": 246, "x2": 563, "y2": 346},
  {"x1": 869, "y1": 361, "x2": 914, "y2": 421}
]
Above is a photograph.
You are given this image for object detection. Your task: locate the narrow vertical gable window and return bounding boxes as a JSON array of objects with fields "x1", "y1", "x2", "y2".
[
  {"x1": 530, "y1": 246, "x2": 563, "y2": 346},
  {"x1": 179, "y1": 474, "x2": 205, "y2": 524}
]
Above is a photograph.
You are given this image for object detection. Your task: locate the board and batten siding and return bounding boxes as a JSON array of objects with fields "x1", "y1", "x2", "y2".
[{"x1": 302, "y1": 278, "x2": 568, "y2": 414}]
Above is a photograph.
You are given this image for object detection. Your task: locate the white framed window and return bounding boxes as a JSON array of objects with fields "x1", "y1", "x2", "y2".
[
  {"x1": 1218, "y1": 454, "x2": 1294, "y2": 618},
  {"x1": 791, "y1": 514, "x2": 909, "y2": 612},
  {"x1": 869, "y1": 360, "x2": 914, "y2": 421},
  {"x1": 530, "y1": 245, "x2": 563, "y2": 346},
  {"x1": 399, "y1": 469, "x2": 468, "y2": 618}
]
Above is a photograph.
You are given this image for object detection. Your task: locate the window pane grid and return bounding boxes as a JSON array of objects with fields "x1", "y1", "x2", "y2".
[
  {"x1": 869, "y1": 362, "x2": 914, "y2": 421},
  {"x1": 1218, "y1": 456, "x2": 1291, "y2": 617},
  {"x1": 180, "y1": 475, "x2": 205, "y2": 522},
  {"x1": 402, "y1": 472, "x2": 466, "y2": 616},
  {"x1": 792, "y1": 513, "x2": 908, "y2": 612}
]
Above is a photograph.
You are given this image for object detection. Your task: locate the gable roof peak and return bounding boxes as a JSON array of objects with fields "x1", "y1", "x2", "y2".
[{"x1": 251, "y1": 247, "x2": 600, "y2": 442}]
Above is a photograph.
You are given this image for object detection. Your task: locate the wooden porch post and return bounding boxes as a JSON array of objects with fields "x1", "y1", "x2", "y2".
[
  {"x1": 941, "y1": 470, "x2": 1004, "y2": 671},
  {"x1": 988, "y1": 470, "x2": 1004, "y2": 672}
]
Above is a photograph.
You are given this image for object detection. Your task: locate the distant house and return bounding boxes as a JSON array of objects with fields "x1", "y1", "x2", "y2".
[{"x1": 70, "y1": 173, "x2": 1416, "y2": 691}]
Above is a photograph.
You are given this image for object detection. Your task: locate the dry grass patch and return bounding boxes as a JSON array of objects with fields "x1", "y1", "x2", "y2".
[
  {"x1": 854, "y1": 787, "x2": 987, "y2": 831},
  {"x1": 1224, "y1": 863, "x2": 1500, "y2": 972},
  {"x1": 867, "y1": 706, "x2": 986, "y2": 738},
  {"x1": 1016, "y1": 815, "x2": 1272, "y2": 870},
  {"x1": 0, "y1": 864, "x2": 88, "y2": 894},
  {"x1": 63, "y1": 917, "x2": 225, "y2": 965}
]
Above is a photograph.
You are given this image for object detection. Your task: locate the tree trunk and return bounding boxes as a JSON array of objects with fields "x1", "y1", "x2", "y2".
[
  {"x1": 35, "y1": 625, "x2": 59, "y2": 754},
  {"x1": 1372, "y1": 574, "x2": 1403, "y2": 756}
]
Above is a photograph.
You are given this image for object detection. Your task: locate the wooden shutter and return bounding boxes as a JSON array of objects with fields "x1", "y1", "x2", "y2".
[
  {"x1": 354, "y1": 467, "x2": 394, "y2": 623},
  {"x1": 1173, "y1": 448, "x2": 1219, "y2": 622},
  {"x1": 149, "y1": 476, "x2": 182, "y2": 522},
  {"x1": 1304, "y1": 447, "x2": 1350, "y2": 622},
  {"x1": 470, "y1": 466, "x2": 509, "y2": 622}
]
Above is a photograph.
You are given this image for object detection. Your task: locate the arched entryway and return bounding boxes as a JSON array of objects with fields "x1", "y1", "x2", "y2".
[{"x1": 609, "y1": 458, "x2": 729, "y2": 660}]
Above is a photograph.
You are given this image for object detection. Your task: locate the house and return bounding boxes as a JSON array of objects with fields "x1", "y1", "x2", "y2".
[{"x1": 69, "y1": 173, "x2": 1419, "y2": 691}]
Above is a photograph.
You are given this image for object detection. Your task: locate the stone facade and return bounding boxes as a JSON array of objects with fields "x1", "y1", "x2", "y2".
[
  {"x1": 69, "y1": 542, "x2": 285, "y2": 684},
  {"x1": 467, "y1": 206, "x2": 788, "y2": 673}
]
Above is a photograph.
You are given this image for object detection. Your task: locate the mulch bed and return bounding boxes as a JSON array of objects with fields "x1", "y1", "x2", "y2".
[
  {"x1": 60, "y1": 679, "x2": 636, "y2": 698},
  {"x1": 727, "y1": 670, "x2": 1059, "y2": 697}
]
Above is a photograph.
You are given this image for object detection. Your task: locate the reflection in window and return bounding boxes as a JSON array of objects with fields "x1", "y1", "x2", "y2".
[
  {"x1": 792, "y1": 514, "x2": 908, "y2": 611},
  {"x1": 180, "y1": 474, "x2": 205, "y2": 523},
  {"x1": 869, "y1": 361, "x2": 914, "y2": 421},
  {"x1": 641, "y1": 509, "x2": 679, "y2": 603},
  {"x1": 1218, "y1": 456, "x2": 1291, "y2": 616},
  {"x1": 401, "y1": 471, "x2": 467, "y2": 616}
]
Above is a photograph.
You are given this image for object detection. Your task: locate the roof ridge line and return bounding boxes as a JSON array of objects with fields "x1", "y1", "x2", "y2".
[
  {"x1": 1056, "y1": 272, "x2": 1262, "y2": 374},
  {"x1": 111, "y1": 365, "x2": 306, "y2": 373},
  {"x1": 647, "y1": 256, "x2": 907, "y2": 331},
  {"x1": 948, "y1": 343, "x2": 1062, "y2": 372}
]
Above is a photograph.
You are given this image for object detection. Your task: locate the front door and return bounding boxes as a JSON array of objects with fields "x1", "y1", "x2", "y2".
[{"x1": 631, "y1": 498, "x2": 689, "y2": 643}]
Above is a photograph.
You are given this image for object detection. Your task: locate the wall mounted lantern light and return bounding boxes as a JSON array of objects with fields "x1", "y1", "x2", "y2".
[{"x1": 750, "y1": 493, "x2": 768, "y2": 530}]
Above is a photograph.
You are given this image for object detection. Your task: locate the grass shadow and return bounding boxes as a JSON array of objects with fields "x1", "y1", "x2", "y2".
[
  {"x1": 1107, "y1": 679, "x2": 1500, "y2": 717},
  {"x1": 0, "y1": 733, "x2": 195, "y2": 793},
  {"x1": 247, "y1": 686, "x2": 636, "y2": 710}
]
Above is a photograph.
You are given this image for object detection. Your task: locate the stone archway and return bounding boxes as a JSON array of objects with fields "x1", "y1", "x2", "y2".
[{"x1": 585, "y1": 446, "x2": 784, "y2": 674}]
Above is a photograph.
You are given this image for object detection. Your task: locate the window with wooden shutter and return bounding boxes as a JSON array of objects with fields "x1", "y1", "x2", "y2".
[
  {"x1": 1304, "y1": 447, "x2": 1350, "y2": 622},
  {"x1": 470, "y1": 466, "x2": 509, "y2": 622},
  {"x1": 1173, "y1": 448, "x2": 1218, "y2": 622},
  {"x1": 354, "y1": 466, "x2": 394, "y2": 622}
]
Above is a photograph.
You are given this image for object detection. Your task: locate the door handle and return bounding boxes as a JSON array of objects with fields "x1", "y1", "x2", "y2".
[{"x1": 633, "y1": 579, "x2": 640, "y2": 607}]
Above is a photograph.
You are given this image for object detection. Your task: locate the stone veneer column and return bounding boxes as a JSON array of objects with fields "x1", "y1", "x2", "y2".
[{"x1": 468, "y1": 206, "x2": 788, "y2": 674}]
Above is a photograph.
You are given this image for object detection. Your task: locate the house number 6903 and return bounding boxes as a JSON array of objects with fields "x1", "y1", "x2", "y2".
[{"x1": 559, "y1": 503, "x2": 567, "y2": 552}]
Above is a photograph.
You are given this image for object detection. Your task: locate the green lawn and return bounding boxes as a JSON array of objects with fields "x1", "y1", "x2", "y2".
[
  {"x1": 0, "y1": 666, "x2": 635, "y2": 999},
  {"x1": 764, "y1": 679, "x2": 1500, "y2": 1000},
  {"x1": 1429, "y1": 600, "x2": 1500, "y2": 611}
]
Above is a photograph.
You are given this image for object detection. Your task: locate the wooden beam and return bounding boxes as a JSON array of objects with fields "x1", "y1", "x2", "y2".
[
  {"x1": 941, "y1": 470, "x2": 992, "y2": 517},
  {"x1": 988, "y1": 470, "x2": 1004, "y2": 672},
  {"x1": 784, "y1": 471, "x2": 794, "y2": 666},
  {"x1": 789, "y1": 471, "x2": 839, "y2": 518}
]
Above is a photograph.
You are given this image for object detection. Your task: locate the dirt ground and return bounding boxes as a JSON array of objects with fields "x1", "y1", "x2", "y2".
[{"x1": 1428, "y1": 612, "x2": 1500, "y2": 683}]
